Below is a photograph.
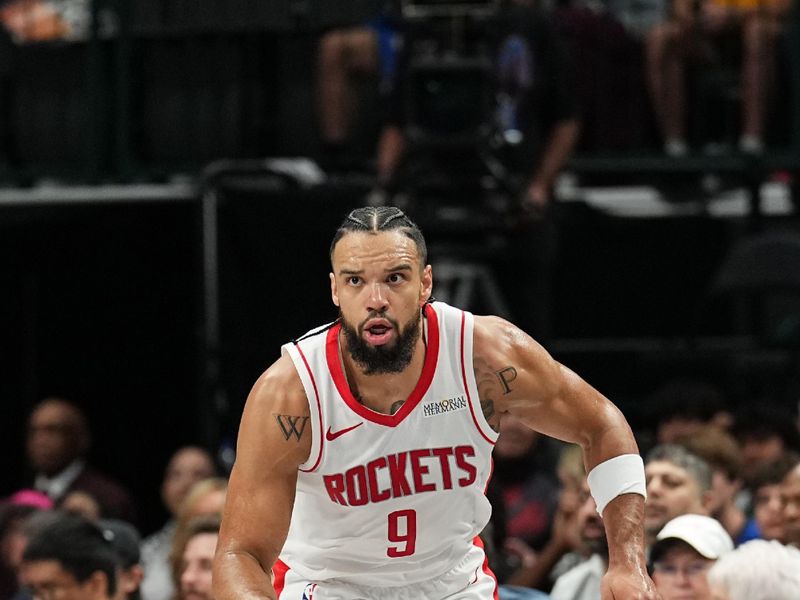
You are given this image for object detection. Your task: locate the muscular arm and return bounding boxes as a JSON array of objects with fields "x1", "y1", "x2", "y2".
[
  {"x1": 473, "y1": 316, "x2": 656, "y2": 597},
  {"x1": 473, "y1": 316, "x2": 635, "y2": 466},
  {"x1": 213, "y1": 355, "x2": 312, "y2": 600}
]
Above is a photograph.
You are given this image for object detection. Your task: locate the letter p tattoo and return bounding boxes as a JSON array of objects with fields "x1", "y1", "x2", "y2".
[{"x1": 496, "y1": 367, "x2": 517, "y2": 395}]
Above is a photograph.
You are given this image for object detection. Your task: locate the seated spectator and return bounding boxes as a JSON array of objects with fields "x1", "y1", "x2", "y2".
[
  {"x1": 645, "y1": 444, "x2": 713, "y2": 548},
  {"x1": 169, "y1": 477, "x2": 227, "y2": 590},
  {"x1": 549, "y1": 474, "x2": 607, "y2": 600},
  {"x1": 26, "y1": 397, "x2": 137, "y2": 523},
  {"x1": 174, "y1": 515, "x2": 220, "y2": 600},
  {"x1": 2, "y1": 509, "x2": 62, "y2": 600},
  {"x1": 19, "y1": 514, "x2": 118, "y2": 600},
  {"x1": 140, "y1": 446, "x2": 217, "y2": 600},
  {"x1": 503, "y1": 445, "x2": 587, "y2": 591},
  {"x1": 675, "y1": 425, "x2": 755, "y2": 544},
  {"x1": 782, "y1": 460, "x2": 800, "y2": 547},
  {"x1": 316, "y1": 2, "x2": 402, "y2": 168},
  {"x1": 99, "y1": 519, "x2": 144, "y2": 600},
  {"x1": 707, "y1": 539, "x2": 800, "y2": 599},
  {"x1": 649, "y1": 514, "x2": 733, "y2": 600},
  {"x1": 493, "y1": 414, "x2": 561, "y2": 556},
  {"x1": 0, "y1": 490, "x2": 54, "y2": 598},
  {"x1": 645, "y1": 0, "x2": 791, "y2": 155},
  {"x1": 746, "y1": 453, "x2": 799, "y2": 542}
]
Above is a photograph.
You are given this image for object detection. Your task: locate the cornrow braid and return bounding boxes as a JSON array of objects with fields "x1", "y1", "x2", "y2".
[{"x1": 330, "y1": 206, "x2": 428, "y2": 266}]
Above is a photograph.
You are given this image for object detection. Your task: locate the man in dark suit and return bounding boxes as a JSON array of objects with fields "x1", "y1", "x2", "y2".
[{"x1": 26, "y1": 397, "x2": 137, "y2": 523}]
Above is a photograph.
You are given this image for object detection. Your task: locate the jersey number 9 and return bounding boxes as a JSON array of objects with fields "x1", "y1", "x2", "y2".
[{"x1": 387, "y1": 509, "x2": 417, "y2": 557}]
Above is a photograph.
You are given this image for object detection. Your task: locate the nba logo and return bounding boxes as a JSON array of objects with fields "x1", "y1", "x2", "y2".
[{"x1": 302, "y1": 583, "x2": 317, "y2": 599}]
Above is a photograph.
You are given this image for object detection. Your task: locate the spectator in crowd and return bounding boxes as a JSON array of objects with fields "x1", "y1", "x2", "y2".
[
  {"x1": 745, "y1": 453, "x2": 798, "y2": 542},
  {"x1": 548, "y1": 474, "x2": 608, "y2": 600},
  {"x1": 26, "y1": 397, "x2": 136, "y2": 523},
  {"x1": 316, "y1": 1, "x2": 401, "y2": 168},
  {"x1": 733, "y1": 402, "x2": 800, "y2": 484},
  {"x1": 782, "y1": 460, "x2": 800, "y2": 547},
  {"x1": 675, "y1": 425, "x2": 755, "y2": 544},
  {"x1": 174, "y1": 515, "x2": 220, "y2": 600},
  {"x1": 1, "y1": 503, "x2": 42, "y2": 598},
  {"x1": 707, "y1": 539, "x2": 800, "y2": 599},
  {"x1": 645, "y1": 0, "x2": 792, "y2": 155},
  {"x1": 649, "y1": 514, "x2": 733, "y2": 600},
  {"x1": 0, "y1": 490, "x2": 54, "y2": 598},
  {"x1": 140, "y1": 446, "x2": 217, "y2": 600},
  {"x1": 493, "y1": 414, "x2": 561, "y2": 555},
  {"x1": 502, "y1": 445, "x2": 587, "y2": 591},
  {"x1": 644, "y1": 444, "x2": 713, "y2": 547},
  {"x1": 646, "y1": 378, "x2": 730, "y2": 445},
  {"x1": 3, "y1": 509, "x2": 62, "y2": 600},
  {"x1": 169, "y1": 478, "x2": 227, "y2": 590},
  {"x1": 19, "y1": 514, "x2": 118, "y2": 600},
  {"x1": 99, "y1": 519, "x2": 144, "y2": 600}
]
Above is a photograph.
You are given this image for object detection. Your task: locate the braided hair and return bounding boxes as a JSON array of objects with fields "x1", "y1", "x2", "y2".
[{"x1": 329, "y1": 206, "x2": 428, "y2": 266}]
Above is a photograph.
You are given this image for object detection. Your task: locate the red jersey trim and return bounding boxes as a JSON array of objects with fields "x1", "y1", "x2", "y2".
[
  {"x1": 472, "y1": 536, "x2": 500, "y2": 600},
  {"x1": 461, "y1": 311, "x2": 497, "y2": 445},
  {"x1": 295, "y1": 344, "x2": 324, "y2": 472},
  {"x1": 325, "y1": 304, "x2": 440, "y2": 427},
  {"x1": 272, "y1": 559, "x2": 290, "y2": 597}
]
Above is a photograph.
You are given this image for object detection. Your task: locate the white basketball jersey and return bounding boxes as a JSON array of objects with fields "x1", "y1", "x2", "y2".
[{"x1": 278, "y1": 301, "x2": 499, "y2": 587}]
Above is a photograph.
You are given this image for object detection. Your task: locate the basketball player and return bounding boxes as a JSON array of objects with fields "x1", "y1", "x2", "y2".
[{"x1": 213, "y1": 206, "x2": 659, "y2": 599}]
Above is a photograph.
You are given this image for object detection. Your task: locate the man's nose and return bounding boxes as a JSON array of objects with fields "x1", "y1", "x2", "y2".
[
  {"x1": 366, "y1": 282, "x2": 388, "y2": 311},
  {"x1": 181, "y1": 565, "x2": 198, "y2": 588}
]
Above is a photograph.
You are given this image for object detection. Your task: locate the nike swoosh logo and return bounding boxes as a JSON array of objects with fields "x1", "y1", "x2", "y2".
[{"x1": 325, "y1": 422, "x2": 364, "y2": 441}]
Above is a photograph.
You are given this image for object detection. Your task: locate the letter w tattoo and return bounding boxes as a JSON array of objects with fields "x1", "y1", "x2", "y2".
[{"x1": 275, "y1": 415, "x2": 310, "y2": 441}]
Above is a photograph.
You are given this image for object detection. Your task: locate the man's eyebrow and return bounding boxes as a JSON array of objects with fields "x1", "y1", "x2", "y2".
[
  {"x1": 339, "y1": 268, "x2": 364, "y2": 276},
  {"x1": 386, "y1": 264, "x2": 413, "y2": 272}
]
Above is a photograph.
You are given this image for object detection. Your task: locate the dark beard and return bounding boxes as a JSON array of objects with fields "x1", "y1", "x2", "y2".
[{"x1": 340, "y1": 310, "x2": 421, "y2": 375}]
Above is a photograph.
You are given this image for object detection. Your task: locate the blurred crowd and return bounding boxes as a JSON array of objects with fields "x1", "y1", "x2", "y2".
[{"x1": 2, "y1": 383, "x2": 800, "y2": 600}]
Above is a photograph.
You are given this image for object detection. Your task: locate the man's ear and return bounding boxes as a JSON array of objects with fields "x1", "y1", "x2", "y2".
[
  {"x1": 121, "y1": 565, "x2": 144, "y2": 593},
  {"x1": 84, "y1": 569, "x2": 111, "y2": 598},
  {"x1": 420, "y1": 264, "x2": 433, "y2": 306},
  {"x1": 330, "y1": 273, "x2": 339, "y2": 307}
]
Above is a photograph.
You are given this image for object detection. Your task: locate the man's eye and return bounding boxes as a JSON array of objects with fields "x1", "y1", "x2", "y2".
[
  {"x1": 388, "y1": 273, "x2": 403, "y2": 283},
  {"x1": 348, "y1": 277, "x2": 361, "y2": 285}
]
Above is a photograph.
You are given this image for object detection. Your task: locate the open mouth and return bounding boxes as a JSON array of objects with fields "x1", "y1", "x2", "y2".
[{"x1": 363, "y1": 320, "x2": 394, "y2": 345}]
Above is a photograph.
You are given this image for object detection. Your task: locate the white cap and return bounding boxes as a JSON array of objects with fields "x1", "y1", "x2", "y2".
[{"x1": 652, "y1": 514, "x2": 734, "y2": 560}]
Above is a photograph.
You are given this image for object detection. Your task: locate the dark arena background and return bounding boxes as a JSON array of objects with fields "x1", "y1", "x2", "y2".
[{"x1": 1, "y1": 0, "x2": 799, "y2": 544}]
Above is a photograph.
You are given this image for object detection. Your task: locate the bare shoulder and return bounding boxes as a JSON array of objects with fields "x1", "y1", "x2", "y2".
[
  {"x1": 237, "y1": 353, "x2": 312, "y2": 470},
  {"x1": 472, "y1": 315, "x2": 551, "y2": 369},
  {"x1": 248, "y1": 353, "x2": 309, "y2": 415},
  {"x1": 471, "y1": 315, "x2": 561, "y2": 431}
]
